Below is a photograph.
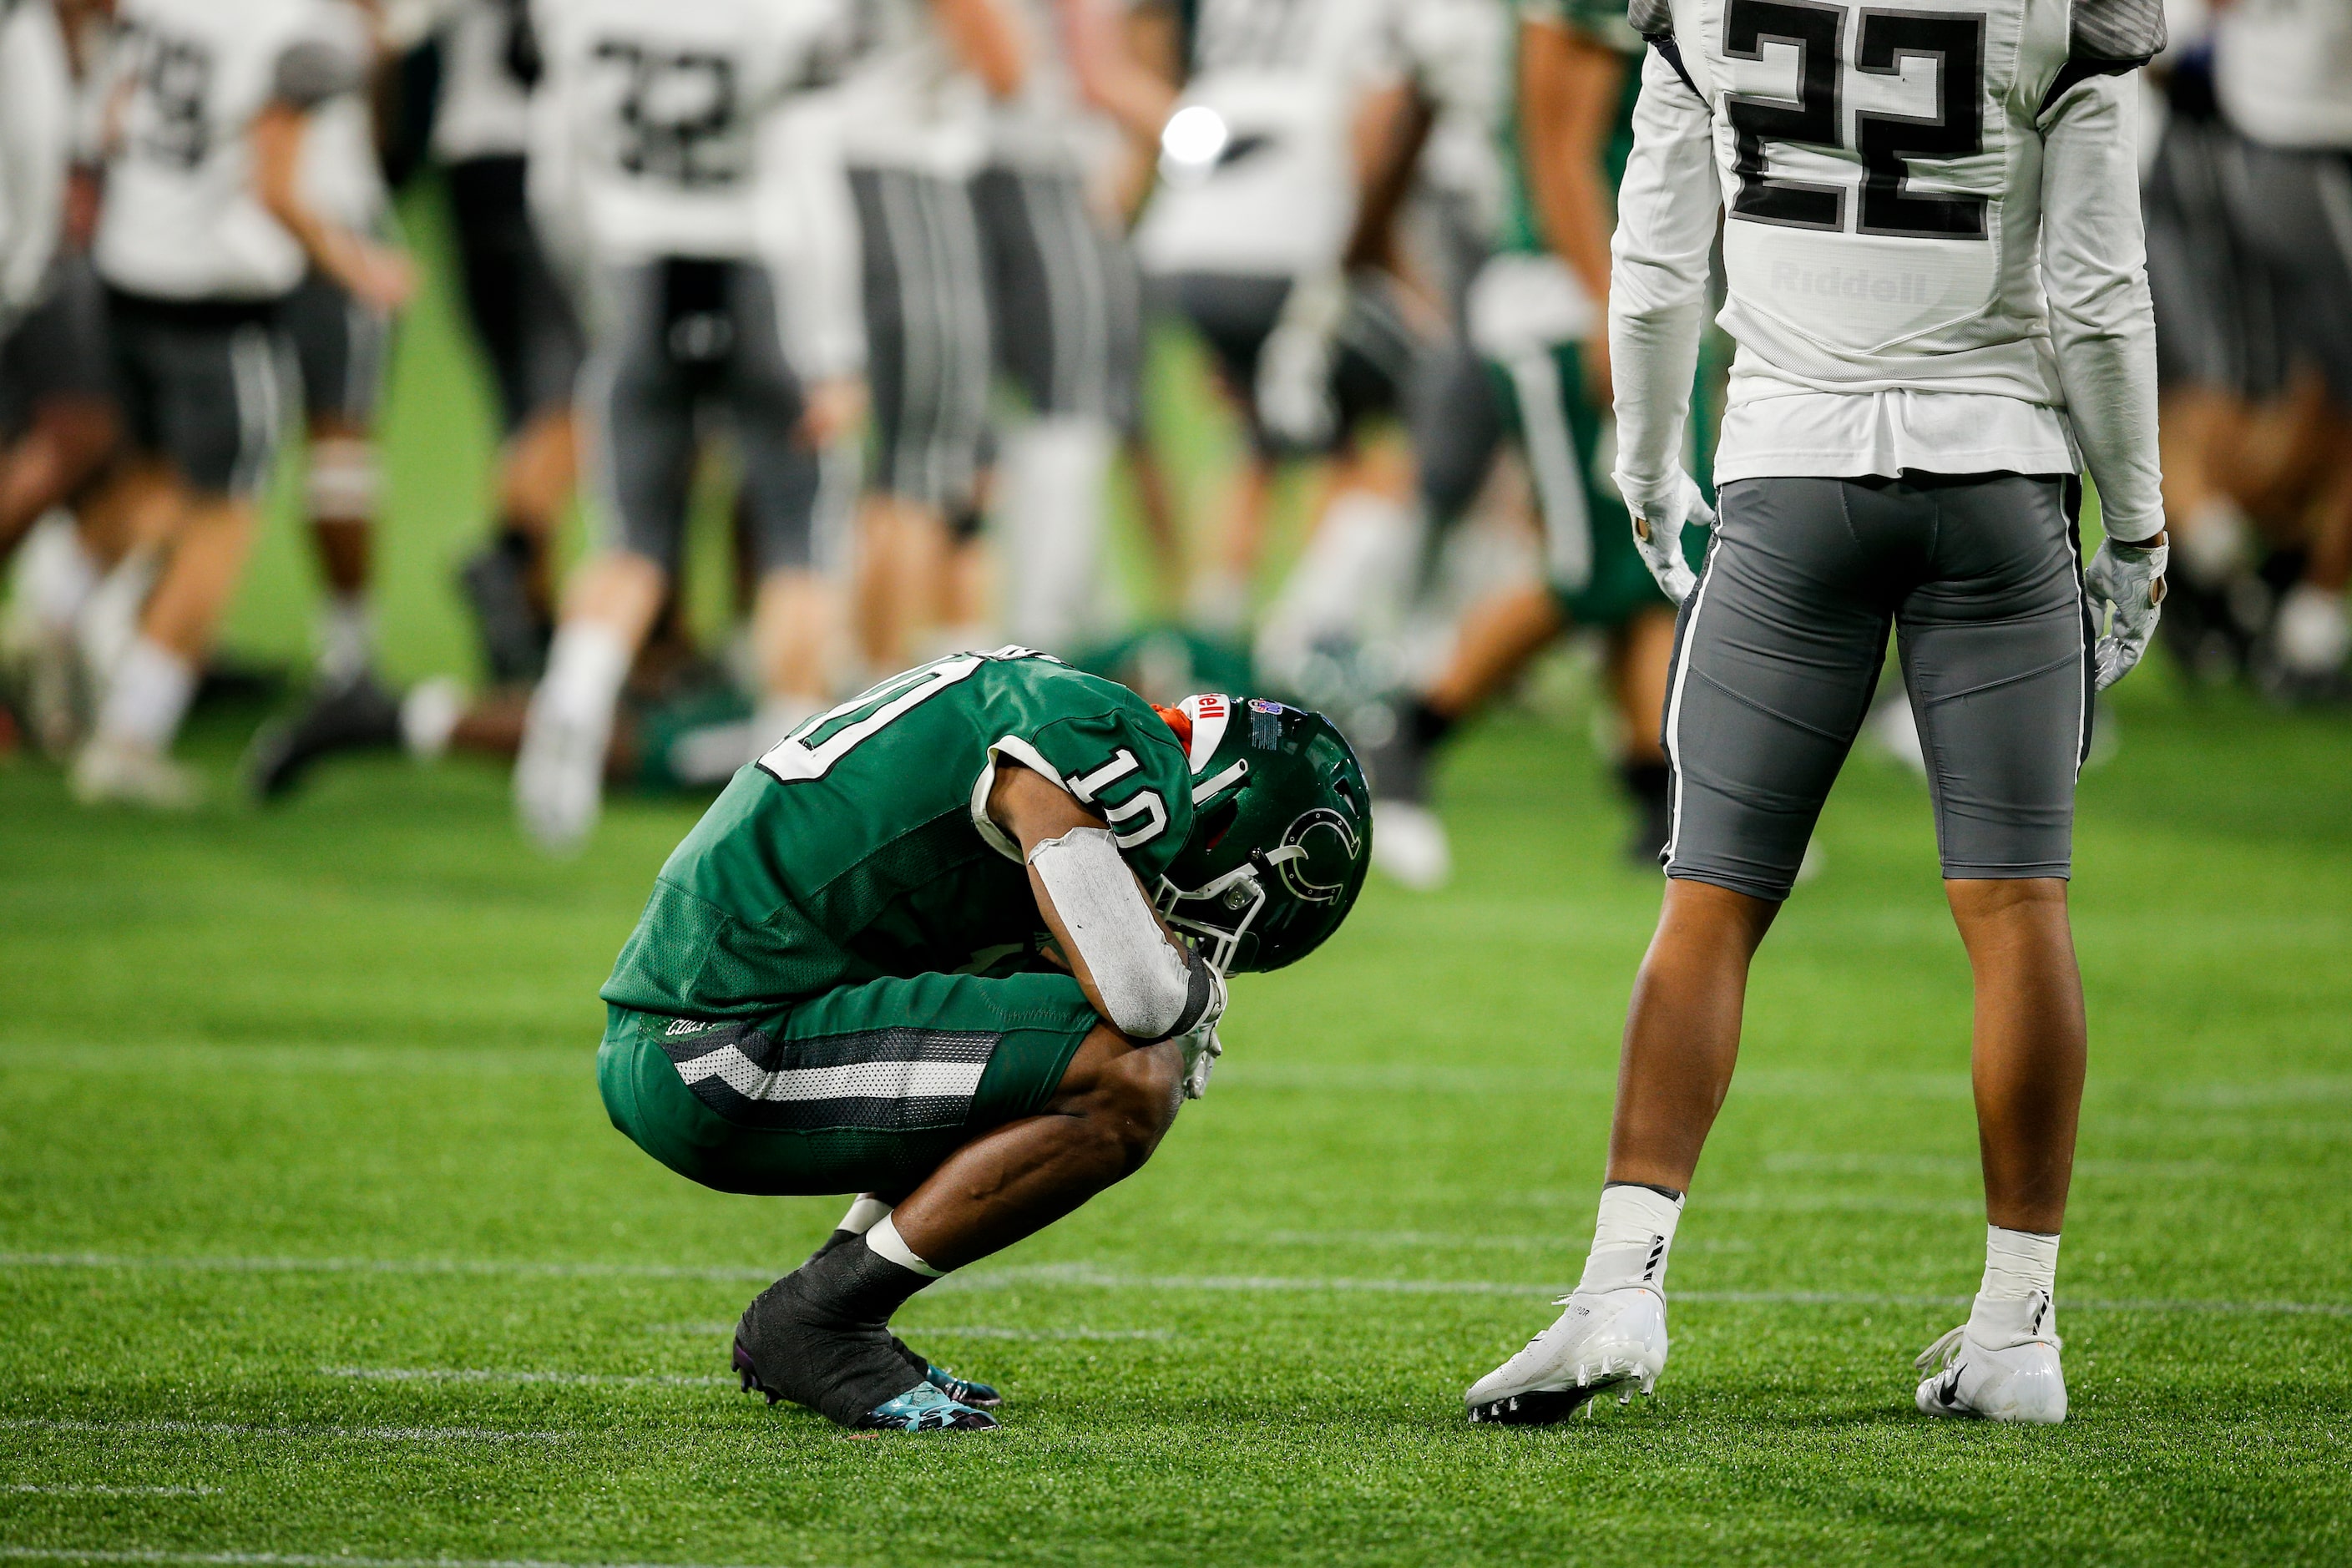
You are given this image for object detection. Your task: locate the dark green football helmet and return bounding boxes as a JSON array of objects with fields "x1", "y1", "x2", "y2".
[{"x1": 1150, "y1": 694, "x2": 1373, "y2": 974}]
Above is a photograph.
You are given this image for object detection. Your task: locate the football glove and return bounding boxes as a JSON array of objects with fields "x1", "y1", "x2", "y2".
[
  {"x1": 2083, "y1": 531, "x2": 2169, "y2": 690},
  {"x1": 1176, "y1": 1020, "x2": 1222, "y2": 1100},
  {"x1": 1616, "y1": 468, "x2": 1714, "y2": 605},
  {"x1": 1256, "y1": 271, "x2": 1347, "y2": 450}
]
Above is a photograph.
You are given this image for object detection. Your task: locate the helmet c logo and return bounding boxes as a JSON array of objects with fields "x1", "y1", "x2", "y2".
[{"x1": 1277, "y1": 808, "x2": 1360, "y2": 904}]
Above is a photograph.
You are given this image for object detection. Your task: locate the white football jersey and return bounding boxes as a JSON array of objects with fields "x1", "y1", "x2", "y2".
[
  {"x1": 986, "y1": 0, "x2": 1095, "y2": 170},
  {"x1": 0, "y1": 0, "x2": 73, "y2": 317},
  {"x1": 2214, "y1": 0, "x2": 2352, "y2": 149},
  {"x1": 94, "y1": 0, "x2": 362, "y2": 300},
  {"x1": 532, "y1": 0, "x2": 848, "y2": 263},
  {"x1": 1383, "y1": 0, "x2": 1510, "y2": 241},
  {"x1": 297, "y1": 1, "x2": 387, "y2": 233},
  {"x1": 832, "y1": 0, "x2": 993, "y2": 176},
  {"x1": 431, "y1": 0, "x2": 535, "y2": 163},
  {"x1": 1611, "y1": 0, "x2": 2167, "y2": 534},
  {"x1": 1133, "y1": 0, "x2": 1396, "y2": 276}
]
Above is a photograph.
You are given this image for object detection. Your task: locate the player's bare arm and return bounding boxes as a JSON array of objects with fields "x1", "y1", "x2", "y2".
[{"x1": 252, "y1": 101, "x2": 411, "y2": 311}]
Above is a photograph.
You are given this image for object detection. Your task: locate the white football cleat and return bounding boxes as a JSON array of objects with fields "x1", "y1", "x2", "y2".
[
  {"x1": 1466, "y1": 1283, "x2": 1667, "y2": 1424},
  {"x1": 513, "y1": 704, "x2": 609, "y2": 853},
  {"x1": 1372, "y1": 801, "x2": 1452, "y2": 891},
  {"x1": 70, "y1": 737, "x2": 202, "y2": 810},
  {"x1": 1914, "y1": 1291, "x2": 2066, "y2": 1424}
]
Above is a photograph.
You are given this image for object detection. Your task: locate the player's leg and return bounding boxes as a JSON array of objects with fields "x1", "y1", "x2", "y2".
[
  {"x1": 1467, "y1": 476, "x2": 1898, "y2": 1423},
  {"x1": 980, "y1": 165, "x2": 1124, "y2": 657},
  {"x1": 74, "y1": 308, "x2": 284, "y2": 807},
  {"x1": 602, "y1": 970, "x2": 1171, "y2": 1431},
  {"x1": 448, "y1": 155, "x2": 582, "y2": 687},
  {"x1": 245, "y1": 272, "x2": 402, "y2": 797},
  {"x1": 0, "y1": 257, "x2": 119, "y2": 557},
  {"x1": 513, "y1": 262, "x2": 685, "y2": 850},
  {"x1": 1896, "y1": 473, "x2": 2093, "y2": 1423},
  {"x1": 849, "y1": 168, "x2": 989, "y2": 670},
  {"x1": 725, "y1": 259, "x2": 836, "y2": 746}
]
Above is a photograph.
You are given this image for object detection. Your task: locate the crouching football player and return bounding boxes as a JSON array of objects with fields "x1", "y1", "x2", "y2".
[{"x1": 596, "y1": 650, "x2": 1371, "y2": 1433}]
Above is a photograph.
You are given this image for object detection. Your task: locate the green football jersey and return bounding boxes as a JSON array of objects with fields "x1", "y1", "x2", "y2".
[
  {"x1": 601, "y1": 649, "x2": 1197, "y2": 1020},
  {"x1": 1497, "y1": 0, "x2": 1644, "y2": 259}
]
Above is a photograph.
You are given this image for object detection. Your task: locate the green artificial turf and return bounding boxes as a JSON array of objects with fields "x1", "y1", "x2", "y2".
[{"x1": 3, "y1": 180, "x2": 2350, "y2": 1566}]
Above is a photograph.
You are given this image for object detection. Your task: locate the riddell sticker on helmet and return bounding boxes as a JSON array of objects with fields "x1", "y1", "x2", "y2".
[{"x1": 1180, "y1": 693, "x2": 1230, "y2": 773}]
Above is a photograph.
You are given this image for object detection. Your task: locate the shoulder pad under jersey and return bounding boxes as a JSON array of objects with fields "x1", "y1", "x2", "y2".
[{"x1": 2071, "y1": 0, "x2": 2166, "y2": 64}]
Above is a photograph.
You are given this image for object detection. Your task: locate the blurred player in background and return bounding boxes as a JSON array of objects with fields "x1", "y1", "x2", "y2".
[
  {"x1": 509, "y1": 0, "x2": 856, "y2": 852},
  {"x1": 0, "y1": 0, "x2": 72, "y2": 422},
  {"x1": 73, "y1": 0, "x2": 410, "y2": 806},
  {"x1": 245, "y1": 0, "x2": 412, "y2": 796},
  {"x1": 1468, "y1": 0, "x2": 2169, "y2": 1426},
  {"x1": 837, "y1": 0, "x2": 1024, "y2": 670},
  {"x1": 0, "y1": 0, "x2": 124, "y2": 759},
  {"x1": 594, "y1": 652, "x2": 1369, "y2": 1431},
  {"x1": 974, "y1": 0, "x2": 1143, "y2": 655},
  {"x1": 1345, "y1": 0, "x2": 1686, "y2": 889},
  {"x1": 1132, "y1": 0, "x2": 1419, "y2": 635},
  {"x1": 2206, "y1": 0, "x2": 2351, "y2": 693},
  {"x1": 434, "y1": 0, "x2": 585, "y2": 690}
]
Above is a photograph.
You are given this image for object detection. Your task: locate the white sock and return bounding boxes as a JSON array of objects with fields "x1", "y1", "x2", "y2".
[
  {"x1": 866, "y1": 1213, "x2": 945, "y2": 1278},
  {"x1": 835, "y1": 1196, "x2": 892, "y2": 1237},
  {"x1": 94, "y1": 635, "x2": 195, "y2": 752},
  {"x1": 1003, "y1": 415, "x2": 1113, "y2": 652},
  {"x1": 536, "y1": 622, "x2": 631, "y2": 731},
  {"x1": 1577, "y1": 1182, "x2": 1684, "y2": 1294},
  {"x1": 15, "y1": 513, "x2": 99, "y2": 632},
  {"x1": 1979, "y1": 1224, "x2": 2060, "y2": 1302},
  {"x1": 2176, "y1": 497, "x2": 2249, "y2": 587},
  {"x1": 317, "y1": 593, "x2": 374, "y2": 684},
  {"x1": 400, "y1": 678, "x2": 466, "y2": 760}
]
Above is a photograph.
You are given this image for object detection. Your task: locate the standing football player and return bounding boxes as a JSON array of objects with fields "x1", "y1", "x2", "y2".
[
  {"x1": 1354, "y1": 0, "x2": 1692, "y2": 888},
  {"x1": 432, "y1": 0, "x2": 588, "y2": 690},
  {"x1": 509, "y1": 0, "x2": 857, "y2": 852},
  {"x1": 1467, "y1": 0, "x2": 2167, "y2": 1424},
  {"x1": 597, "y1": 651, "x2": 1371, "y2": 1431},
  {"x1": 972, "y1": 0, "x2": 1142, "y2": 656},
  {"x1": 245, "y1": 0, "x2": 410, "y2": 797},
  {"x1": 75, "y1": 0, "x2": 411, "y2": 806},
  {"x1": 833, "y1": 0, "x2": 1025, "y2": 670},
  {"x1": 1130, "y1": 0, "x2": 1419, "y2": 634}
]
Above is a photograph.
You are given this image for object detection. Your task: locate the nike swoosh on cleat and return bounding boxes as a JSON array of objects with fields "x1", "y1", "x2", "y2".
[{"x1": 1937, "y1": 1367, "x2": 1965, "y2": 1409}]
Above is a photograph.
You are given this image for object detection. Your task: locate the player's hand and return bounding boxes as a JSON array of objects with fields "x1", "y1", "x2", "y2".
[
  {"x1": 1257, "y1": 271, "x2": 1347, "y2": 450},
  {"x1": 332, "y1": 237, "x2": 416, "y2": 312},
  {"x1": 1175, "y1": 1021, "x2": 1222, "y2": 1100},
  {"x1": 1616, "y1": 468, "x2": 1713, "y2": 605},
  {"x1": 2084, "y1": 530, "x2": 2169, "y2": 690}
]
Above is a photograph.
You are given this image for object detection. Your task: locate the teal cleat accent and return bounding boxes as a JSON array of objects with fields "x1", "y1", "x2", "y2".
[{"x1": 854, "y1": 1382, "x2": 1000, "y2": 1434}]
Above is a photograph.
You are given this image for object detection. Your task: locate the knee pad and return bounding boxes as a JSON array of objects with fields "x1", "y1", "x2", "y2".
[{"x1": 306, "y1": 436, "x2": 380, "y2": 521}]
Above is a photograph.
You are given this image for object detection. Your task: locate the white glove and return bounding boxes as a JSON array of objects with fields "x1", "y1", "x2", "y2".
[
  {"x1": 1175, "y1": 1021, "x2": 1222, "y2": 1100},
  {"x1": 1256, "y1": 271, "x2": 1347, "y2": 449},
  {"x1": 2082, "y1": 532, "x2": 2169, "y2": 690},
  {"x1": 1615, "y1": 468, "x2": 1715, "y2": 605}
]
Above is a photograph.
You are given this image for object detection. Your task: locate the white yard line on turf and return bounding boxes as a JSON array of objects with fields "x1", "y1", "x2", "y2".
[
  {"x1": 0, "y1": 1420, "x2": 569, "y2": 1444},
  {"x1": 4, "y1": 1253, "x2": 2347, "y2": 1317},
  {"x1": 0, "y1": 1550, "x2": 820, "y2": 1568},
  {"x1": 318, "y1": 1369, "x2": 728, "y2": 1388},
  {"x1": 4, "y1": 1487, "x2": 219, "y2": 1497},
  {"x1": 645, "y1": 1322, "x2": 1174, "y2": 1341}
]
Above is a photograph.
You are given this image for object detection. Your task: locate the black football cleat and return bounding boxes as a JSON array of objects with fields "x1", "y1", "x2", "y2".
[
  {"x1": 734, "y1": 1274, "x2": 998, "y2": 1434},
  {"x1": 245, "y1": 673, "x2": 403, "y2": 801},
  {"x1": 459, "y1": 544, "x2": 552, "y2": 686}
]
